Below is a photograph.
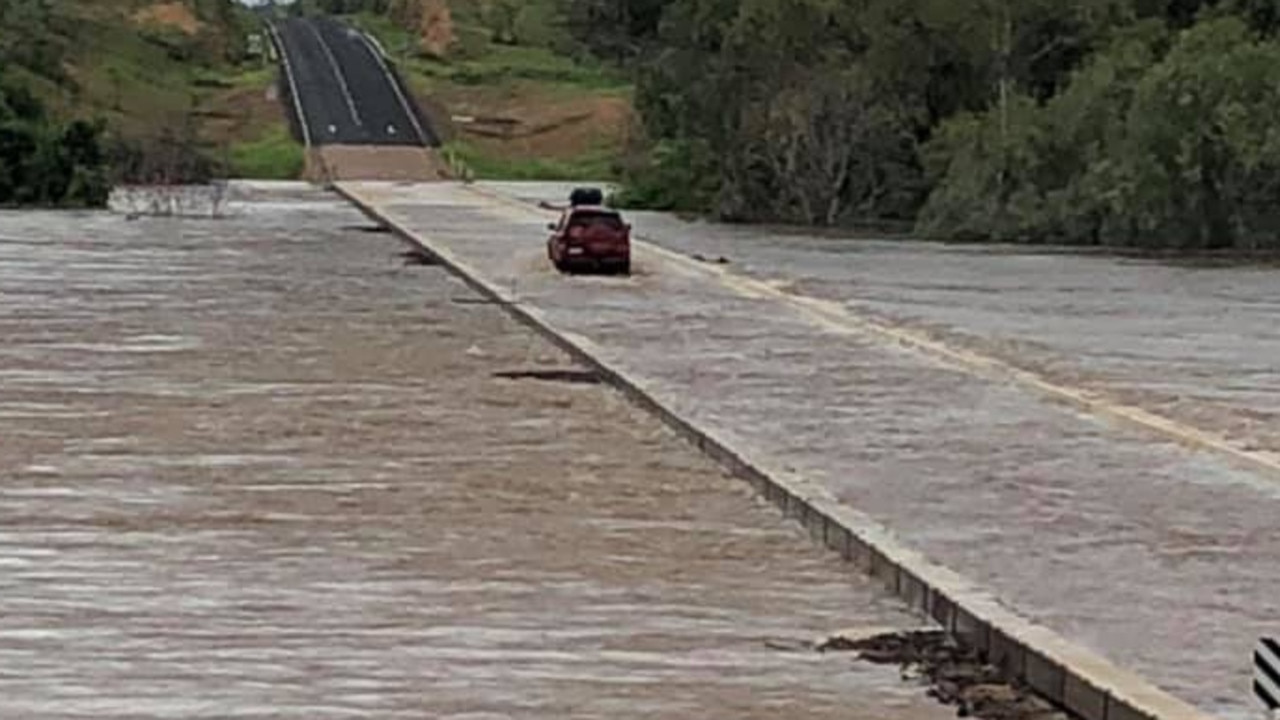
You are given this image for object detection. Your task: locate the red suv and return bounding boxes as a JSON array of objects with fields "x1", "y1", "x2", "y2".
[{"x1": 547, "y1": 205, "x2": 631, "y2": 275}]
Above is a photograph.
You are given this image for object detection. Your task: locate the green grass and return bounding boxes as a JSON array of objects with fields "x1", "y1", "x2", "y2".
[
  {"x1": 344, "y1": 11, "x2": 627, "y2": 93},
  {"x1": 4, "y1": 65, "x2": 66, "y2": 113},
  {"x1": 409, "y1": 44, "x2": 626, "y2": 91},
  {"x1": 228, "y1": 127, "x2": 304, "y2": 179},
  {"x1": 445, "y1": 140, "x2": 616, "y2": 181},
  {"x1": 58, "y1": 5, "x2": 274, "y2": 128},
  {"x1": 343, "y1": 8, "x2": 629, "y2": 184},
  {"x1": 194, "y1": 64, "x2": 275, "y2": 89},
  {"x1": 345, "y1": 12, "x2": 419, "y2": 58},
  {"x1": 73, "y1": 18, "x2": 200, "y2": 126}
]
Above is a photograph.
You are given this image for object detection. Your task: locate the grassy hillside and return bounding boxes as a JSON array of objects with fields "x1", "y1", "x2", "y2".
[{"x1": 4, "y1": 0, "x2": 300, "y2": 183}]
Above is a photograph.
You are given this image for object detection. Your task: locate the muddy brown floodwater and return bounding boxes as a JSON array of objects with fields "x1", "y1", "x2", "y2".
[{"x1": 0, "y1": 183, "x2": 949, "y2": 719}]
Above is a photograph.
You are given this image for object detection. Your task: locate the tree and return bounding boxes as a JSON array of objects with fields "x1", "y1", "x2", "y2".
[
  {"x1": 0, "y1": 58, "x2": 110, "y2": 207},
  {"x1": 563, "y1": 0, "x2": 677, "y2": 60},
  {"x1": 590, "y1": 0, "x2": 1280, "y2": 247},
  {"x1": 1119, "y1": 16, "x2": 1280, "y2": 248}
]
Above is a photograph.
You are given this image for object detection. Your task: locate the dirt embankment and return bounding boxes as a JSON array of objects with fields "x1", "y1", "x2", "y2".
[
  {"x1": 437, "y1": 83, "x2": 632, "y2": 162},
  {"x1": 822, "y1": 631, "x2": 1069, "y2": 720},
  {"x1": 307, "y1": 145, "x2": 453, "y2": 182},
  {"x1": 393, "y1": 0, "x2": 455, "y2": 57},
  {"x1": 132, "y1": 2, "x2": 201, "y2": 34},
  {"x1": 200, "y1": 83, "x2": 285, "y2": 146}
]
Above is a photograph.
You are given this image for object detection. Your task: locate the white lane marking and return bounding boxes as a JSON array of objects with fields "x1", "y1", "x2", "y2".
[
  {"x1": 305, "y1": 20, "x2": 363, "y2": 127},
  {"x1": 351, "y1": 30, "x2": 430, "y2": 146},
  {"x1": 467, "y1": 184, "x2": 1280, "y2": 483},
  {"x1": 266, "y1": 21, "x2": 312, "y2": 148},
  {"x1": 361, "y1": 29, "x2": 391, "y2": 60}
]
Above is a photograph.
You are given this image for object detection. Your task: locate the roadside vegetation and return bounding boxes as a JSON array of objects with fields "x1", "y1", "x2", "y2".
[
  {"x1": 603, "y1": 0, "x2": 1280, "y2": 251},
  {"x1": 14, "y1": 0, "x2": 1279, "y2": 250},
  {"x1": 1, "y1": 0, "x2": 110, "y2": 205},
  {"x1": 226, "y1": 126, "x2": 305, "y2": 180},
  {"x1": 298, "y1": 0, "x2": 1280, "y2": 251},
  {"x1": 299, "y1": 0, "x2": 633, "y2": 182},
  {"x1": 0, "y1": 0, "x2": 298, "y2": 206}
]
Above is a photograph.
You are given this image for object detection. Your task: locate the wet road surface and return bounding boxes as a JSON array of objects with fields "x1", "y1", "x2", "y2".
[
  {"x1": 486, "y1": 182, "x2": 1280, "y2": 463},
  {"x1": 345, "y1": 180, "x2": 1278, "y2": 719},
  {"x1": 0, "y1": 183, "x2": 948, "y2": 718}
]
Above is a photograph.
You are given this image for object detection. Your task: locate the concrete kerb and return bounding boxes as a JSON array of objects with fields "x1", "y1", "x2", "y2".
[{"x1": 333, "y1": 182, "x2": 1218, "y2": 720}]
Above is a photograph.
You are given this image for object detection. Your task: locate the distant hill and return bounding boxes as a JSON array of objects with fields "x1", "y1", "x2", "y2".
[
  {"x1": 5, "y1": 0, "x2": 249, "y2": 130},
  {"x1": 1, "y1": 0, "x2": 301, "y2": 196}
]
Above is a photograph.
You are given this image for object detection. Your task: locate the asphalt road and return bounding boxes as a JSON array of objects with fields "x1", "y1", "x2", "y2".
[{"x1": 270, "y1": 17, "x2": 437, "y2": 148}]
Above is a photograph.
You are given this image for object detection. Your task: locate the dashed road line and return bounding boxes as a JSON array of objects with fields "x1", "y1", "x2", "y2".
[
  {"x1": 305, "y1": 20, "x2": 363, "y2": 128},
  {"x1": 352, "y1": 30, "x2": 432, "y2": 147}
]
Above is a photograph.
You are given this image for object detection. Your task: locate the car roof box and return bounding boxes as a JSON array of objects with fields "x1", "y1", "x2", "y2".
[{"x1": 569, "y1": 187, "x2": 604, "y2": 206}]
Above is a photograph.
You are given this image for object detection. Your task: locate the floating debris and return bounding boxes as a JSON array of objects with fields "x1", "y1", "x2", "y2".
[
  {"x1": 762, "y1": 638, "x2": 816, "y2": 653},
  {"x1": 492, "y1": 369, "x2": 601, "y2": 385},
  {"x1": 691, "y1": 253, "x2": 730, "y2": 264},
  {"x1": 401, "y1": 248, "x2": 440, "y2": 266},
  {"x1": 344, "y1": 223, "x2": 391, "y2": 234},
  {"x1": 819, "y1": 630, "x2": 1068, "y2": 720}
]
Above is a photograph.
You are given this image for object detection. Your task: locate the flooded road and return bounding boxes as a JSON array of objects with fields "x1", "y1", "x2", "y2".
[
  {"x1": 0, "y1": 184, "x2": 948, "y2": 718},
  {"x1": 349, "y1": 181, "x2": 1279, "y2": 719},
  {"x1": 490, "y1": 182, "x2": 1280, "y2": 459}
]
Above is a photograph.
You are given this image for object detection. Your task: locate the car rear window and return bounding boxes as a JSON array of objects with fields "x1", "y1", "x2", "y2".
[{"x1": 569, "y1": 211, "x2": 624, "y2": 230}]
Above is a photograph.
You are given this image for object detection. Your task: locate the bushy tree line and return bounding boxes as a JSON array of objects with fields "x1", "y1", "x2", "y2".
[
  {"x1": 295, "y1": 0, "x2": 395, "y2": 14},
  {"x1": 297, "y1": 0, "x2": 1280, "y2": 248},
  {"x1": 300, "y1": 0, "x2": 570, "y2": 54},
  {"x1": 0, "y1": 0, "x2": 71, "y2": 84},
  {"x1": 597, "y1": 0, "x2": 1280, "y2": 250},
  {"x1": 922, "y1": 14, "x2": 1280, "y2": 249},
  {"x1": 0, "y1": 80, "x2": 110, "y2": 206},
  {"x1": 0, "y1": 0, "x2": 108, "y2": 206}
]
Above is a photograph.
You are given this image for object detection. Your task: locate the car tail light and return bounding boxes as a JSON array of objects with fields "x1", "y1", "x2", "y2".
[{"x1": 568, "y1": 226, "x2": 584, "y2": 240}]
